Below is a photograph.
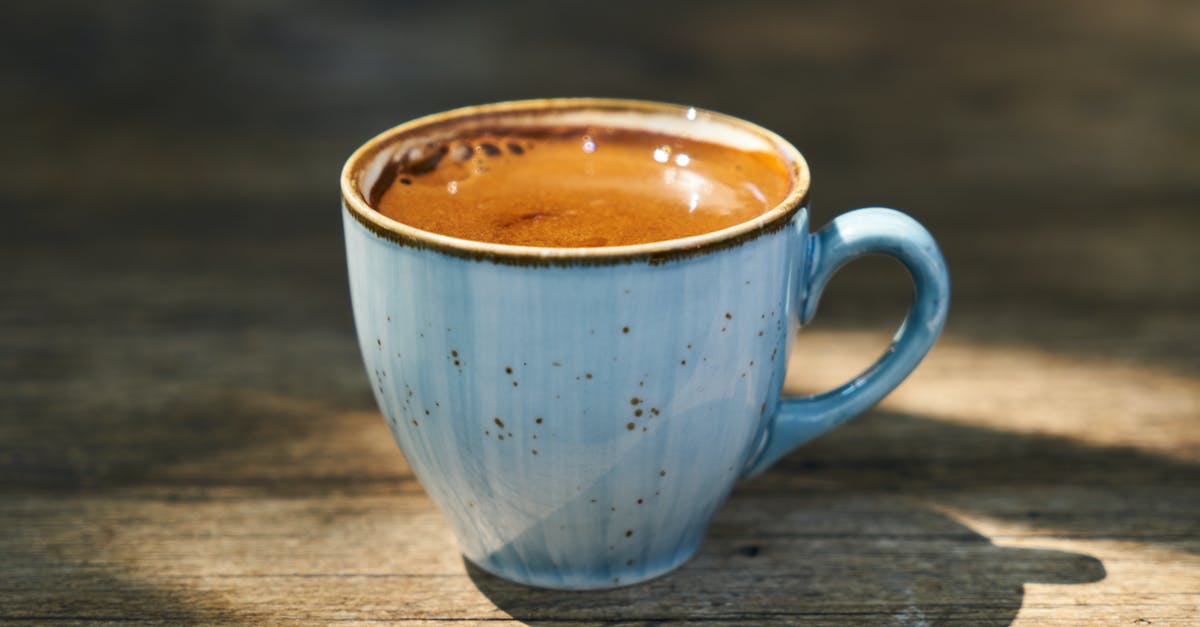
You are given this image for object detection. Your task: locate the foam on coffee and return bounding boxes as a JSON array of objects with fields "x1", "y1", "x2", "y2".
[{"x1": 368, "y1": 122, "x2": 792, "y2": 248}]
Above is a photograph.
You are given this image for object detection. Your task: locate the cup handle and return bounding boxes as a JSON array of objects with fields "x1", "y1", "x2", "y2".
[{"x1": 744, "y1": 207, "x2": 951, "y2": 477}]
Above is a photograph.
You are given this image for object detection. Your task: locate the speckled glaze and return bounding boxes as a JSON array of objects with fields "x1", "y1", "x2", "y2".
[{"x1": 341, "y1": 100, "x2": 950, "y2": 590}]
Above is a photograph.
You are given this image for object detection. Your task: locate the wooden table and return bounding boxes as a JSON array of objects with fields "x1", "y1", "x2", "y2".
[{"x1": 3, "y1": 1, "x2": 1197, "y2": 624}]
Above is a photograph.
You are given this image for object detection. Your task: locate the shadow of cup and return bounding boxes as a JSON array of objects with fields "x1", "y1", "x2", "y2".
[{"x1": 466, "y1": 491, "x2": 1104, "y2": 624}]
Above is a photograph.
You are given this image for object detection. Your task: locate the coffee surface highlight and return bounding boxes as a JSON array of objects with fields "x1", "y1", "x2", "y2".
[{"x1": 371, "y1": 126, "x2": 791, "y2": 247}]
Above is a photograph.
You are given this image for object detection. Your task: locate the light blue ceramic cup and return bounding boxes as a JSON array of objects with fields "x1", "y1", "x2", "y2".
[{"x1": 341, "y1": 99, "x2": 949, "y2": 590}]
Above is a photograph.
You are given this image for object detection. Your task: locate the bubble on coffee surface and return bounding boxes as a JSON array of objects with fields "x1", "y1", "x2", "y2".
[{"x1": 373, "y1": 126, "x2": 791, "y2": 247}]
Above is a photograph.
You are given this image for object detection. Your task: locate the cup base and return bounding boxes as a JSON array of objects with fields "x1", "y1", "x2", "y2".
[{"x1": 464, "y1": 538, "x2": 703, "y2": 591}]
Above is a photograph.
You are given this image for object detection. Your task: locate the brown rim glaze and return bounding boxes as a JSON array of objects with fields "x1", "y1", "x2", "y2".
[{"x1": 340, "y1": 98, "x2": 811, "y2": 266}]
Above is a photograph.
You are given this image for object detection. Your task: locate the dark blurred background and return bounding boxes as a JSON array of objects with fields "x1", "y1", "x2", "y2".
[
  {"x1": 2, "y1": 1, "x2": 1198, "y2": 623},
  {"x1": 6, "y1": 0, "x2": 1197, "y2": 379}
]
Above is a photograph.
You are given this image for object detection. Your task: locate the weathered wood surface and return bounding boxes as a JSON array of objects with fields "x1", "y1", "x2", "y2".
[{"x1": 3, "y1": 1, "x2": 1197, "y2": 624}]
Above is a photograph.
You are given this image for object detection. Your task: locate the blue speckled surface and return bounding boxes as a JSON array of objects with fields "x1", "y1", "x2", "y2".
[
  {"x1": 745, "y1": 207, "x2": 951, "y2": 476},
  {"x1": 344, "y1": 202, "x2": 948, "y2": 589},
  {"x1": 344, "y1": 207, "x2": 805, "y2": 589}
]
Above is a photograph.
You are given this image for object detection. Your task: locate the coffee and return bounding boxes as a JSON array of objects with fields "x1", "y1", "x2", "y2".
[{"x1": 369, "y1": 125, "x2": 791, "y2": 247}]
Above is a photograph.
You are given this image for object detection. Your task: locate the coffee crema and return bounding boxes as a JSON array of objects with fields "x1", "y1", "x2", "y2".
[{"x1": 369, "y1": 126, "x2": 792, "y2": 247}]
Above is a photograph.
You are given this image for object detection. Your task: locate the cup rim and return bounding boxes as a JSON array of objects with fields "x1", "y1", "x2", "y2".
[{"x1": 340, "y1": 98, "x2": 811, "y2": 265}]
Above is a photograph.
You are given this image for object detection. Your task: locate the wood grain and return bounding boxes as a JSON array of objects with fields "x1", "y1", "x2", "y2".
[{"x1": 2, "y1": 0, "x2": 1197, "y2": 624}]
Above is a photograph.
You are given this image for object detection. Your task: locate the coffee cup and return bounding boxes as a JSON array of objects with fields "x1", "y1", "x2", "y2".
[{"x1": 340, "y1": 98, "x2": 950, "y2": 590}]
